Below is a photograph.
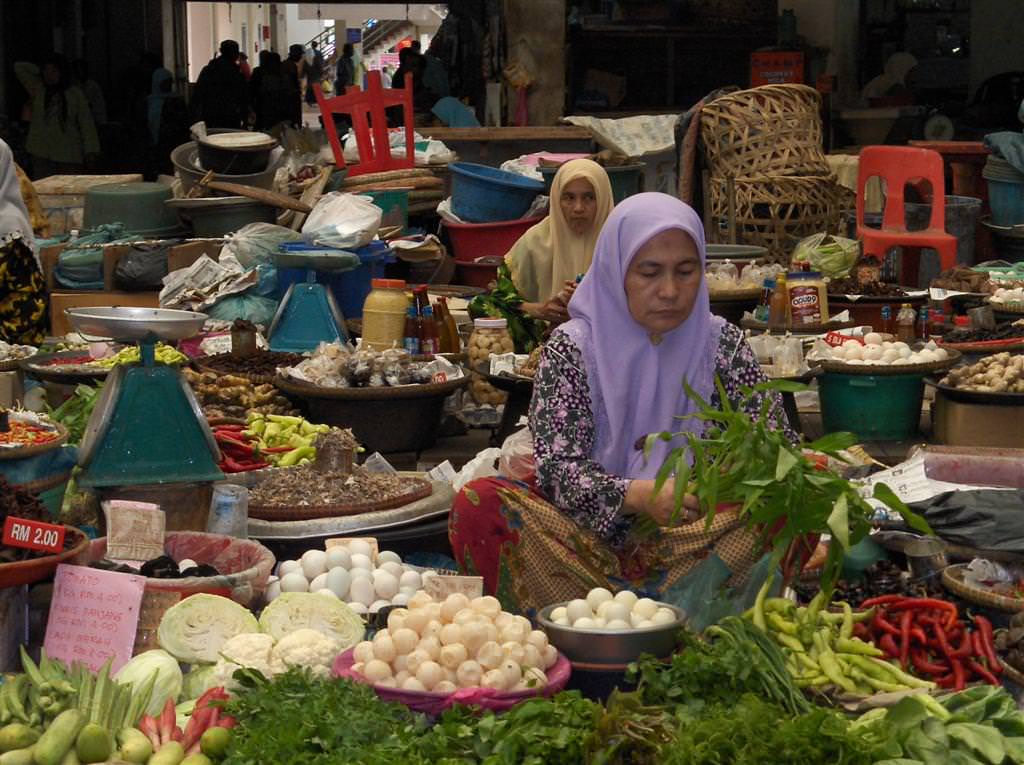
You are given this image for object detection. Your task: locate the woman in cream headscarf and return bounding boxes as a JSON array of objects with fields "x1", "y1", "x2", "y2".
[{"x1": 469, "y1": 158, "x2": 614, "y2": 351}]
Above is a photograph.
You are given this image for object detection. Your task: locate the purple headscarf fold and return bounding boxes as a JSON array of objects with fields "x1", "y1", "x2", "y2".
[{"x1": 557, "y1": 192, "x2": 723, "y2": 479}]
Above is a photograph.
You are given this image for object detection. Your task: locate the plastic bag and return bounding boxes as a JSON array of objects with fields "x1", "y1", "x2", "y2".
[
  {"x1": 791, "y1": 233, "x2": 859, "y2": 278},
  {"x1": 114, "y1": 243, "x2": 175, "y2": 291},
  {"x1": 221, "y1": 223, "x2": 304, "y2": 268},
  {"x1": 302, "y1": 192, "x2": 382, "y2": 249},
  {"x1": 206, "y1": 294, "x2": 279, "y2": 326},
  {"x1": 453, "y1": 448, "x2": 501, "y2": 491},
  {"x1": 499, "y1": 428, "x2": 535, "y2": 482}
]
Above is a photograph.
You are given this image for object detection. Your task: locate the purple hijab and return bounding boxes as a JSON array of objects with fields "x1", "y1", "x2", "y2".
[{"x1": 557, "y1": 193, "x2": 724, "y2": 479}]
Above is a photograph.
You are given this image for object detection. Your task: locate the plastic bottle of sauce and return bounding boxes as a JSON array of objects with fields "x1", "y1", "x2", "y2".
[
  {"x1": 755, "y1": 278, "x2": 775, "y2": 323},
  {"x1": 403, "y1": 305, "x2": 420, "y2": 354},
  {"x1": 438, "y1": 297, "x2": 460, "y2": 352},
  {"x1": 917, "y1": 306, "x2": 930, "y2": 340},
  {"x1": 768, "y1": 274, "x2": 789, "y2": 330},
  {"x1": 362, "y1": 278, "x2": 409, "y2": 351},
  {"x1": 928, "y1": 307, "x2": 947, "y2": 338},
  {"x1": 787, "y1": 271, "x2": 827, "y2": 326},
  {"x1": 420, "y1": 305, "x2": 440, "y2": 355},
  {"x1": 896, "y1": 303, "x2": 917, "y2": 343},
  {"x1": 880, "y1": 304, "x2": 893, "y2": 335}
]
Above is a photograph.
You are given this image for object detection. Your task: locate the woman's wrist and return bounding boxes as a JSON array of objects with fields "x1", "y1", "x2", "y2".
[{"x1": 622, "y1": 479, "x2": 651, "y2": 515}]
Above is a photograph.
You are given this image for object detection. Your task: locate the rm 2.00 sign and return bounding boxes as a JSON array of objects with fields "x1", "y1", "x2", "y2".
[{"x1": 3, "y1": 516, "x2": 66, "y2": 553}]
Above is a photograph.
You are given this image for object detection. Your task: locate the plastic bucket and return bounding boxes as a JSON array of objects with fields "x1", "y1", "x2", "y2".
[
  {"x1": 982, "y1": 219, "x2": 1024, "y2": 264},
  {"x1": 449, "y1": 162, "x2": 544, "y2": 223},
  {"x1": 443, "y1": 217, "x2": 542, "y2": 263},
  {"x1": 360, "y1": 189, "x2": 409, "y2": 232},
  {"x1": 819, "y1": 371, "x2": 924, "y2": 441},
  {"x1": 983, "y1": 156, "x2": 1024, "y2": 226},
  {"x1": 539, "y1": 163, "x2": 645, "y2": 204},
  {"x1": 455, "y1": 258, "x2": 501, "y2": 290}
]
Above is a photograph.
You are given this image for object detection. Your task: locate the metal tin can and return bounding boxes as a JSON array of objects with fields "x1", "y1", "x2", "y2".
[{"x1": 207, "y1": 484, "x2": 249, "y2": 538}]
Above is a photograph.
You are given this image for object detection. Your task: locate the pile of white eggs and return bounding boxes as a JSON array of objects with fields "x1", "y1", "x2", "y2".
[
  {"x1": 351, "y1": 592, "x2": 559, "y2": 693},
  {"x1": 548, "y1": 588, "x2": 679, "y2": 631},
  {"x1": 829, "y1": 333, "x2": 950, "y2": 366},
  {"x1": 991, "y1": 287, "x2": 1024, "y2": 305},
  {"x1": 265, "y1": 540, "x2": 439, "y2": 615}
]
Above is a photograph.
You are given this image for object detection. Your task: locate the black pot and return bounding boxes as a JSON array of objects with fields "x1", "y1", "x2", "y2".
[{"x1": 196, "y1": 132, "x2": 277, "y2": 174}]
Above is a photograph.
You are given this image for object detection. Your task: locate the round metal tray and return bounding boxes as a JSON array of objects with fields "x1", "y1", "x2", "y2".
[
  {"x1": 536, "y1": 600, "x2": 687, "y2": 663},
  {"x1": 275, "y1": 373, "x2": 468, "y2": 401},
  {"x1": 65, "y1": 307, "x2": 207, "y2": 342},
  {"x1": 813, "y1": 348, "x2": 962, "y2": 376},
  {"x1": 926, "y1": 375, "x2": 1024, "y2": 406},
  {"x1": 248, "y1": 476, "x2": 434, "y2": 522},
  {"x1": 473, "y1": 362, "x2": 534, "y2": 393},
  {"x1": 20, "y1": 350, "x2": 110, "y2": 383}
]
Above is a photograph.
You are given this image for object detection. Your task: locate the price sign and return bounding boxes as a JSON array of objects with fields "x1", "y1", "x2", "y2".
[
  {"x1": 2, "y1": 516, "x2": 66, "y2": 553},
  {"x1": 102, "y1": 500, "x2": 164, "y2": 562},
  {"x1": 425, "y1": 573, "x2": 484, "y2": 600}
]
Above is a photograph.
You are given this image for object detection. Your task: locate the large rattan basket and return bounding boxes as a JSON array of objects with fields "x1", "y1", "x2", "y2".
[{"x1": 701, "y1": 85, "x2": 831, "y2": 178}]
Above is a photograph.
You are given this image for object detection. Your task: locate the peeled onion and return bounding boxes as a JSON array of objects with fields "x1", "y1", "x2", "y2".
[
  {"x1": 441, "y1": 594, "x2": 471, "y2": 623},
  {"x1": 391, "y1": 628, "x2": 420, "y2": 656},
  {"x1": 363, "y1": 659, "x2": 392, "y2": 682}
]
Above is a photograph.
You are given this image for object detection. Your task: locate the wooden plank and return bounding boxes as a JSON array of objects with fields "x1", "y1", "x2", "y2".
[
  {"x1": 418, "y1": 126, "x2": 592, "y2": 142},
  {"x1": 50, "y1": 291, "x2": 160, "y2": 336}
]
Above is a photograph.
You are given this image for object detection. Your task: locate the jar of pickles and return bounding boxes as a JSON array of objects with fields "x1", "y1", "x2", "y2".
[{"x1": 468, "y1": 318, "x2": 514, "y2": 406}]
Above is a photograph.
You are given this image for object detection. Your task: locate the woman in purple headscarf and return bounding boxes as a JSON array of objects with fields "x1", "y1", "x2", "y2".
[{"x1": 449, "y1": 193, "x2": 796, "y2": 614}]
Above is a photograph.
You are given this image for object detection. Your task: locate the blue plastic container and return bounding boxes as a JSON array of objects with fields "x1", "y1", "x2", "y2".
[
  {"x1": 277, "y1": 241, "x2": 395, "y2": 319},
  {"x1": 449, "y1": 162, "x2": 545, "y2": 223},
  {"x1": 984, "y1": 156, "x2": 1024, "y2": 227}
]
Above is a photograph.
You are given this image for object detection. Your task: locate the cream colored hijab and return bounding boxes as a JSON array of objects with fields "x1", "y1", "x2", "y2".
[{"x1": 505, "y1": 159, "x2": 614, "y2": 303}]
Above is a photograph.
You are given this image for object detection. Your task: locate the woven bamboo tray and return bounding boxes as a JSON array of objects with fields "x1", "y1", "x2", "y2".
[
  {"x1": 194, "y1": 352, "x2": 305, "y2": 386},
  {"x1": 700, "y1": 84, "x2": 830, "y2": 178},
  {"x1": 0, "y1": 421, "x2": 69, "y2": 460},
  {"x1": 942, "y1": 564, "x2": 1024, "y2": 613},
  {"x1": 812, "y1": 348, "x2": 961, "y2": 376},
  {"x1": 248, "y1": 476, "x2": 433, "y2": 521},
  {"x1": 0, "y1": 527, "x2": 89, "y2": 588},
  {"x1": 988, "y1": 299, "x2": 1024, "y2": 314},
  {"x1": 937, "y1": 337, "x2": 1024, "y2": 353},
  {"x1": 0, "y1": 353, "x2": 38, "y2": 372},
  {"x1": 275, "y1": 374, "x2": 468, "y2": 400}
]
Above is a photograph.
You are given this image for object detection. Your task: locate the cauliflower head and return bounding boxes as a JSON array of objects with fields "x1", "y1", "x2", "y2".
[
  {"x1": 212, "y1": 632, "x2": 276, "y2": 690},
  {"x1": 269, "y1": 628, "x2": 340, "y2": 678}
]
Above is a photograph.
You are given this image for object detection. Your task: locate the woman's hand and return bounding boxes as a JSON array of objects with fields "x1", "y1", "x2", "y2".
[
  {"x1": 522, "y1": 296, "x2": 570, "y2": 324},
  {"x1": 624, "y1": 479, "x2": 702, "y2": 526}
]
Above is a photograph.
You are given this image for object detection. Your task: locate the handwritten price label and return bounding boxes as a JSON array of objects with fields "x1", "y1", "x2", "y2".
[{"x1": 2, "y1": 516, "x2": 65, "y2": 553}]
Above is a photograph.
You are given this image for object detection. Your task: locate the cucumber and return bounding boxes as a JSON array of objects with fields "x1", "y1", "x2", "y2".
[
  {"x1": 0, "y1": 749, "x2": 35, "y2": 765},
  {"x1": 0, "y1": 725, "x2": 39, "y2": 754},
  {"x1": 32, "y1": 709, "x2": 84, "y2": 765},
  {"x1": 148, "y1": 741, "x2": 185, "y2": 765},
  {"x1": 57, "y1": 751, "x2": 77, "y2": 765},
  {"x1": 73, "y1": 725, "x2": 111, "y2": 764}
]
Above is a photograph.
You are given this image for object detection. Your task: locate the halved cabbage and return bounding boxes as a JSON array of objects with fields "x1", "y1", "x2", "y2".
[
  {"x1": 113, "y1": 649, "x2": 183, "y2": 716},
  {"x1": 157, "y1": 593, "x2": 259, "y2": 664},
  {"x1": 258, "y1": 592, "x2": 365, "y2": 649}
]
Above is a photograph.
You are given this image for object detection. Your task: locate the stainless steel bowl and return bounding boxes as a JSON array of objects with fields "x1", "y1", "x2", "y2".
[
  {"x1": 537, "y1": 601, "x2": 687, "y2": 664},
  {"x1": 65, "y1": 307, "x2": 208, "y2": 342}
]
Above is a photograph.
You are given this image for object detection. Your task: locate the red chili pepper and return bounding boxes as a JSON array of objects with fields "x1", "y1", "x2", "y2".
[
  {"x1": 879, "y1": 633, "x2": 900, "y2": 658},
  {"x1": 973, "y1": 615, "x2": 1002, "y2": 675},
  {"x1": 967, "y1": 658, "x2": 1000, "y2": 686},
  {"x1": 220, "y1": 456, "x2": 253, "y2": 473},
  {"x1": 853, "y1": 623, "x2": 869, "y2": 640},
  {"x1": 935, "y1": 672, "x2": 956, "y2": 689},
  {"x1": 951, "y1": 659, "x2": 966, "y2": 691},
  {"x1": 872, "y1": 609, "x2": 901, "y2": 637},
  {"x1": 889, "y1": 598, "x2": 959, "y2": 629},
  {"x1": 860, "y1": 595, "x2": 903, "y2": 608},
  {"x1": 934, "y1": 625, "x2": 956, "y2": 658},
  {"x1": 899, "y1": 610, "x2": 913, "y2": 669},
  {"x1": 215, "y1": 424, "x2": 246, "y2": 432},
  {"x1": 910, "y1": 626, "x2": 928, "y2": 644},
  {"x1": 259, "y1": 445, "x2": 292, "y2": 453},
  {"x1": 954, "y1": 630, "x2": 973, "y2": 659},
  {"x1": 217, "y1": 435, "x2": 256, "y2": 455},
  {"x1": 910, "y1": 649, "x2": 949, "y2": 677}
]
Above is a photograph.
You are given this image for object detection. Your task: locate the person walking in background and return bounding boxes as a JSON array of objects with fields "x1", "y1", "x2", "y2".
[
  {"x1": 380, "y1": 65, "x2": 393, "y2": 89},
  {"x1": 193, "y1": 40, "x2": 248, "y2": 129},
  {"x1": 238, "y1": 52, "x2": 252, "y2": 81},
  {"x1": 15, "y1": 55, "x2": 100, "y2": 178},
  {"x1": 335, "y1": 43, "x2": 356, "y2": 96},
  {"x1": 305, "y1": 41, "x2": 325, "y2": 105},
  {"x1": 72, "y1": 59, "x2": 107, "y2": 126},
  {"x1": 251, "y1": 51, "x2": 297, "y2": 131},
  {"x1": 282, "y1": 44, "x2": 305, "y2": 128}
]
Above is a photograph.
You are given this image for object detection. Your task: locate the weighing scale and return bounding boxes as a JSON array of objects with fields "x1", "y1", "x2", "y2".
[
  {"x1": 65, "y1": 307, "x2": 223, "y2": 488},
  {"x1": 268, "y1": 245, "x2": 356, "y2": 353}
]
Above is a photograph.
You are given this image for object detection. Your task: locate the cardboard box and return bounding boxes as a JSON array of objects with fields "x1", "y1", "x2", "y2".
[
  {"x1": 34, "y1": 174, "x2": 143, "y2": 235},
  {"x1": 167, "y1": 240, "x2": 223, "y2": 273},
  {"x1": 751, "y1": 51, "x2": 805, "y2": 88},
  {"x1": 50, "y1": 290, "x2": 160, "y2": 336},
  {"x1": 0, "y1": 372, "x2": 24, "y2": 408},
  {"x1": 932, "y1": 392, "x2": 1024, "y2": 448}
]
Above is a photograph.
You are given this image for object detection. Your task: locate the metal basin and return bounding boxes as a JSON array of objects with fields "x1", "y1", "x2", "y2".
[
  {"x1": 65, "y1": 307, "x2": 208, "y2": 342},
  {"x1": 537, "y1": 601, "x2": 687, "y2": 663}
]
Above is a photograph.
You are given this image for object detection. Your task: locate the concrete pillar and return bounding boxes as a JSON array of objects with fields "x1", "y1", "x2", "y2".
[{"x1": 503, "y1": 0, "x2": 566, "y2": 125}]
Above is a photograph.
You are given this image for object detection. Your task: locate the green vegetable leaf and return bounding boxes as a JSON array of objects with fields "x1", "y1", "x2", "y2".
[
  {"x1": 873, "y1": 483, "x2": 934, "y2": 535},
  {"x1": 775, "y1": 447, "x2": 798, "y2": 481},
  {"x1": 946, "y1": 723, "x2": 1006, "y2": 764},
  {"x1": 805, "y1": 431, "x2": 858, "y2": 454},
  {"x1": 827, "y1": 495, "x2": 850, "y2": 550}
]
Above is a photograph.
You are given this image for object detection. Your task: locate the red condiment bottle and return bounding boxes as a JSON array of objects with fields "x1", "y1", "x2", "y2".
[{"x1": 420, "y1": 305, "x2": 440, "y2": 355}]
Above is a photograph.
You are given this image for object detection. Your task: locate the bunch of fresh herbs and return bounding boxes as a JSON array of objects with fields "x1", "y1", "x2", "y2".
[{"x1": 47, "y1": 383, "x2": 102, "y2": 445}]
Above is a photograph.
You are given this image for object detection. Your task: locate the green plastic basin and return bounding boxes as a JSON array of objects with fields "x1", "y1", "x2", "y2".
[{"x1": 819, "y1": 371, "x2": 924, "y2": 441}]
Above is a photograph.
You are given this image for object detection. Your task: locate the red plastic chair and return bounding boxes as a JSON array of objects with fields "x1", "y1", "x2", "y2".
[
  {"x1": 856, "y1": 146, "x2": 958, "y2": 287},
  {"x1": 313, "y1": 70, "x2": 415, "y2": 178}
]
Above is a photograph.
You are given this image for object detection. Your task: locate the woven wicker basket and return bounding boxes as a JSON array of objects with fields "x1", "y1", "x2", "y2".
[
  {"x1": 708, "y1": 175, "x2": 844, "y2": 261},
  {"x1": 701, "y1": 85, "x2": 830, "y2": 178},
  {"x1": 942, "y1": 564, "x2": 1024, "y2": 613}
]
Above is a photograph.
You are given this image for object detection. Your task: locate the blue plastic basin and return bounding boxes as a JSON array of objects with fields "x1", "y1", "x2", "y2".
[{"x1": 449, "y1": 162, "x2": 544, "y2": 223}]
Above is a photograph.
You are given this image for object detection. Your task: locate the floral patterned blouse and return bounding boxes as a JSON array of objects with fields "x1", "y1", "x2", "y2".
[{"x1": 528, "y1": 322, "x2": 797, "y2": 548}]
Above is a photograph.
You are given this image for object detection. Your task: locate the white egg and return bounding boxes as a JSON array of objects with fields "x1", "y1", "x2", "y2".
[
  {"x1": 844, "y1": 343, "x2": 864, "y2": 360},
  {"x1": 309, "y1": 573, "x2": 329, "y2": 592},
  {"x1": 586, "y1": 587, "x2": 614, "y2": 612},
  {"x1": 550, "y1": 606, "x2": 568, "y2": 622},
  {"x1": 652, "y1": 607, "x2": 677, "y2": 625},
  {"x1": 325, "y1": 547, "x2": 352, "y2": 570},
  {"x1": 350, "y1": 568, "x2": 373, "y2": 581},
  {"x1": 864, "y1": 332, "x2": 883, "y2": 346},
  {"x1": 522, "y1": 644, "x2": 543, "y2": 669},
  {"x1": 573, "y1": 617, "x2": 597, "y2": 629},
  {"x1": 265, "y1": 577, "x2": 281, "y2": 602},
  {"x1": 629, "y1": 611, "x2": 647, "y2": 627},
  {"x1": 406, "y1": 649, "x2": 432, "y2": 675},
  {"x1": 612, "y1": 590, "x2": 639, "y2": 609},
  {"x1": 399, "y1": 571, "x2": 422, "y2": 591},
  {"x1": 280, "y1": 572, "x2": 309, "y2": 592},
  {"x1": 882, "y1": 341, "x2": 893, "y2": 349},
  {"x1": 373, "y1": 570, "x2": 400, "y2": 600},
  {"x1": 898, "y1": 346, "x2": 913, "y2": 359},
  {"x1": 632, "y1": 598, "x2": 659, "y2": 620},
  {"x1": 553, "y1": 616, "x2": 570, "y2": 626},
  {"x1": 847, "y1": 358, "x2": 866, "y2": 365},
  {"x1": 326, "y1": 567, "x2": 351, "y2": 599},
  {"x1": 377, "y1": 677, "x2": 398, "y2": 688},
  {"x1": 566, "y1": 599, "x2": 592, "y2": 623},
  {"x1": 477, "y1": 642, "x2": 505, "y2": 671},
  {"x1": 918, "y1": 349, "x2": 937, "y2": 363},
  {"x1": 863, "y1": 345, "x2": 883, "y2": 361},
  {"x1": 934, "y1": 347, "x2": 949, "y2": 360},
  {"x1": 602, "y1": 603, "x2": 630, "y2": 624},
  {"x1": 881, "y1": 349, "x2": 900, "y2": 364},
  {"x1": 391, "y1": 593, "x2": 410, "y2": 606},
  {"x1": 378, "y1": 561, "x2": 404, "y2": 579},
  {"x1": 300, "y1": 549, "x2": 327, "y2": 579},
  {"x1": 456, "y1": 660, "x2": 483, "y2": 688},
  {"x1": 349, "y1": 577, "x2": 377, "y2": 607},
  {"x1": 377, "y1": 550, "x2": 402, "y2": 566},
  {"x1": 350, "y1": 553, "x2": 373, "y2": 571},
  {"x1": 348, "y1": 602, "x2": 368, "y2": 615},
  {"x1": 605, "y1": 619, "x2": 631, "y2": 630},
  {"x1": 278, "y1": 560, "x2": 301, "y2": 577},
  {"x1": 315, "y1": 588, "x2": 338, "y2": 599},
  {"x1": 502, "y1": 641, "x2": 526, "y2": 665},
  {"x1": 369, "y1": 599, "x2": 391, "y2": 613},
  {"x1": 421, "y1": 621, "x2": 444, "y2": 642},
  {"x1": 523, "y1": 666, "x2": 548, "y2": 688},
  {"x1": 634, "y1": 619, "x2": 655, "y2": 629},
  {"x1": 348, "y1": 539, "x2": 373, "y2": 558},
  {"x1": 925, "y1": 340, "x2": 937, "y2": 351},
  {"x1": 394, "y1": 670, "x2": 411, "y2": 686},
  {"x1": 500, "y1": 659, "x2": 522, "y2": 688}
]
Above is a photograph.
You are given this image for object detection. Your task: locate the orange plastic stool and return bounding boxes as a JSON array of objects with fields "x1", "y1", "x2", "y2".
[
  {"x1": 856, "y1": 146, "x2": 958, "y2": 287},
  {"x1": 314, "y1": 70, "x2": 415, "y2": 178}
]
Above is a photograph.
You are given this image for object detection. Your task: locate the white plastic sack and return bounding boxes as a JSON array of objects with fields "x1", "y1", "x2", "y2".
[
  {"x1": 301, "y1": 192, "x2": 382, "y2": 249},
  {"x1": 221, "y1": 223, "x2": 303, "y2": 268},
  {"x1": 453, "y1": 448, "x2": 501, "y2": 492},
  {"x1": 499, "y1": 428, "x2": 535, "y2": 482}
]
